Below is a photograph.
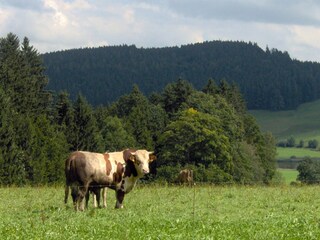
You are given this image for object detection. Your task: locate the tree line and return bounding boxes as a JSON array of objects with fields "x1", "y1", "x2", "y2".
[
  {"x1": 42, "y1": 40, "x2": 320, "y2": 111},
  {"x1": 0, "y1": 33, "x2": 276, "y2": 186},
  {"x1": 277, "y1": 136, "x2": 319, "y2": 149}
]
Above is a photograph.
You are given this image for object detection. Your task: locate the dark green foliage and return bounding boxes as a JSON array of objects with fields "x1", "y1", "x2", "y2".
[
  {"x1": 0, "y1": 34, "x2": 50, "y2": 115},
  {"x1": 297, "y1": 140, "x2": 305, "y2": 148},
  {"x1": 286, "y1": 136, "x2": 296, "y2": 147},
  {"x1": 307, "y1": 139, "x2": 318, "y2": 149},
  {"x1": 72, "y1": 94, "x2": 104, "y2": 152},
  {"x1": 157, "y1": 108, "x2": 233, "y2": 171},
  {"x1": 162, "y1": 79, "x2": 195, "y2": 115},
  {"x1": 109, "y1": 85, "x2": 167, "y2": 149},
  {"x1": 99, "y1": 116, "x2": 136, "y2": 151},
  {"x1": 297, "y1": 157, "x2": 320, "y2": 184},
  {"x1": 255, "y1": 133, "x2": 277, "y2": 184},
  {"x1": 0, "y1": 33, "x2": 69, "y2": 185},
  {"x1": 42, "y1": 41, "x2": 320, "y2": 111}
]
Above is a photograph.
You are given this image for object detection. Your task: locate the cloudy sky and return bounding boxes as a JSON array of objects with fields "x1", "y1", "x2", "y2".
[{"x1": 1, "y1": 0, "x2": 320, "y2": 62}]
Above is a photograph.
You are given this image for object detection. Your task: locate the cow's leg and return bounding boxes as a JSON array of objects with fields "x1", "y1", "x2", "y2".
[
  {"x1": 89, "y1": 187, "x2": 100, "y2": 208},
  {"x1": 71, "y1": 186, "x2": 79, "y2": 210},
  {"x1": 102, "y1": 187, "x2": 107, "y2": 208},
  {"x1": 94, "y1": 188, "x2": 101, "y2": 208},
  {"x1": 92, "y1": 191, "x2": 97, "y2": 208},
  {"x1": 115, "y1": 190, "x2": 125, "y2": 209},
  {"x1": 85, "y1": 190, "x2": 90, "y2": 209},
  {"x1": 77, "y1": 183, "x2": 89, "y2": 211},
  {"x1": 64, "y1": 185, "x2": 69, "y2": 204}
]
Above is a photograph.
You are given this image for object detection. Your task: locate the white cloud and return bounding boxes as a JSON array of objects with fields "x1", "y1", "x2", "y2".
[{"x1": 0, "y1": 0, "x2": 320, "y2": 62}]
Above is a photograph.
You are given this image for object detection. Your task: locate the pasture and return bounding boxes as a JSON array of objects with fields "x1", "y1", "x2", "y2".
[
  {"x1": 278, "y1": 169, "x2": 298, "y2": 184},
  {"x1": 250, "y1": 99, "x2": 320, "y2": 142},
  {"x1": 1, "y1": 185, "x2": 320, "y2": 239},
  {"x1": 276, "y1": 147, "x2": 320, "y2": 160}
]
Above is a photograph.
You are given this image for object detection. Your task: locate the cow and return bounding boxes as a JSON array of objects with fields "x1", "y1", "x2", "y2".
[
  {"x1": 175, "y1": 169, "x2": 194, "y2": 186},
  {"x1": 65, "y1": 149, "x2": 156, "y2": 211}
]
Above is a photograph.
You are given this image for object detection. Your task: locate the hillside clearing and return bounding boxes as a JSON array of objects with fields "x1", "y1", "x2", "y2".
[
  {"x1": 250, "y1": 99, "x2": 320, "y2": 142},
  {"x1": 251, "y1": 99, "x2": 320, "y2": 160}
]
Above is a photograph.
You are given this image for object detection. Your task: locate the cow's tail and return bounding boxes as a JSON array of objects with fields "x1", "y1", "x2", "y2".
[{"x1": 64, "y1": 155, "x2": 76, "y2": 204}]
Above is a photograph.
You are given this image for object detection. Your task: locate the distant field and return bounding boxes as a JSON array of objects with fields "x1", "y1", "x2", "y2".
[
  {"x1": 278, "y1": 169, "x2": 298, "y2": 184},
  {"x1": 2, "y1": 185, "x2": 320, "y2": 239},
  {"x1": 251, "y1": 99, "x2": 320, "y2": 160},
  {"x1": 250, "y1": 99, "x2": 320, "y2": 142},
  {"x1": 277, "y1": 147, "x2": 320, "y2": 159}
]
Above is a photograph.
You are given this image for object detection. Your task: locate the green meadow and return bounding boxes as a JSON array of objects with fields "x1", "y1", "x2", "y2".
[
  {"x1": 276, "y1": 147, "x2": 320, "y2": 160},
  {"x1": 250, "y1": 99, "x2": 320, "y2": 142},
  {"x1": 278, "y1": 169, "x2": 298, "y2": 184},
  {"x1": 251, "y1": 99, "x2": 320, "y2": 160},
  {"x1": 1, "y1": 185, "x2": 320, "y2": 239}
]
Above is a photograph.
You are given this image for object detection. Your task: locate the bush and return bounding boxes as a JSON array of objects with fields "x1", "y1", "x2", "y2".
[
  {"x1": 270, "y1": 171, "x2": 285, "y2": 185},
  {"x1": 156, "y1": 165, "x2": 180, "y2": 183},
  {"x1": 156, "y1": 163, "x2": 234, "y2": 184},
  {"x1": 286, "y1": 136, "x2": 296, "y2": 148},
  {"x1": 308, "y1": 139, "x2": 318, "y2": 149},
  {"x1": 297, "y1": 140, "x2": 304, "y2": 148},
  {"x1": 297, "y1": 157, "x2": 320, "y2": 184},
  {"x1": 277, "y1": 141, "x2": 287, "y2": 147}
]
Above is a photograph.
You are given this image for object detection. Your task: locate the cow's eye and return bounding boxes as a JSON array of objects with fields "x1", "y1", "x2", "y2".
[{"x1": 135, "y1": 159, "x2": 141, "y2": 165}]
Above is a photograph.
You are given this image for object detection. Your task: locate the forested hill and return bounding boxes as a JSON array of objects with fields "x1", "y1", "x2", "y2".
[{"x1": 42, "y1": 41, "x2": 320, "y2": 110}]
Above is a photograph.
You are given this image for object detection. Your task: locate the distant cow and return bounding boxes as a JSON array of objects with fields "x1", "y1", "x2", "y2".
[
  {"x1": 176, "y1": 169, "x2": 194, "y2": 185},
  {"x1": 65, "y1": 149, "x2": 156, "y2": 211}
]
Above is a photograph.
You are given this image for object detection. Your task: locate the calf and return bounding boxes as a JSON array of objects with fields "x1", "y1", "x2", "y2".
[
  {"x1": 176, "y1": 169, "x2": 194, "y2": 186},
  {"x1": 65, "y1": 149, "x2": 156, "y2": 210}
]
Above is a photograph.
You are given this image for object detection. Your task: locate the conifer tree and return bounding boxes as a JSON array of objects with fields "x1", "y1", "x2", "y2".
[
  {"x1": 73, "y1": 94, "x2": 103, "y2": 152},
  {"x1": 162, "y1": 79, "x2": 195, "y2": 116},
  {"x1": 21, "y1": 37, "x2": 51, "y2": 113},
  {"x1": 202, "y1": 79, "x2": 218, "y2": 95},
  {"x1": 54, "y1": 91, "x2": 75, "y2": 150}
]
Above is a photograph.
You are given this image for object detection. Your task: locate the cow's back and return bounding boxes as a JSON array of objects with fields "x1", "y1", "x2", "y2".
[{"x1": 66, "y1": 151, "x2": 108, "y2": 184}]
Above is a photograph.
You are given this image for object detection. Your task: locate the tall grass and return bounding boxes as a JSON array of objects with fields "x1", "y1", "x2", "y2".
[{"x1": 1, "y1": 185, "x2": 320, "y2": 239}]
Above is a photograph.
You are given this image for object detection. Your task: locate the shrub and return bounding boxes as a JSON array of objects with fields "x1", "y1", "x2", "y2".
[
  {"x1": 286, "y1": 136, "x2": 296, "y2": 148},
  {"x1": 297, "y1": 157, "x2": 320, "y2": 184},
  {"x1": 308, "y1": 139, "x2": 318, "y2": 149}
]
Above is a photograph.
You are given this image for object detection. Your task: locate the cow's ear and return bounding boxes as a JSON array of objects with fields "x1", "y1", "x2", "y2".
[
  {"x1": 149, "y1": 152, "x2": 156, "y2": 162},
  {"x1": 129, "y1": 153, "x2": 136, "y2": 162},
  {"x1": 123, "y1": 149, "x2": 136, "y2": 162}
]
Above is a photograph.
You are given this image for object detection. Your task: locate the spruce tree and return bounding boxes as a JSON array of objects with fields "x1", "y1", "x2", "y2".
[{"x1": 73, "y1": 94, "x2": 103, "y2": 152}]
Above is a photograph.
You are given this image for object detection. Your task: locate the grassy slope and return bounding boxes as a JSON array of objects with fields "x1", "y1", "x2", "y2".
[
  {"x1": 250, "y1": 99, "x2": 320, "y2": 141},
  {"x1": 251, "y1": 99, "x2": 320, "y2": 159},
  {"x1": 2, "y1": 185, "x2": 320, "y2": 239}
]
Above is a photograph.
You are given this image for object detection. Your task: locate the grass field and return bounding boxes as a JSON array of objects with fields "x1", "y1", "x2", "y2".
[
  {"x1": 276, "y1": 147, "x2": 320, "y2": 159},
  {"x1": 251, "y1": 99, "x2": 320, "y2": 160},
  {"x1": 278, "y1": 169, "x2": 298, "y2": 184},
  {"x1": 2, "y1": 185, "x2": 320, "y2": 239},
  {"x1": 250, "y1": 99, "x2": 320, "y2": 142}
]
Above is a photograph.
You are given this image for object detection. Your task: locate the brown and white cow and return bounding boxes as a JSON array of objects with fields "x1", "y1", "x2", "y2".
[{"x1": 65, "y1": 149, "x2": 156, "y2": 210}]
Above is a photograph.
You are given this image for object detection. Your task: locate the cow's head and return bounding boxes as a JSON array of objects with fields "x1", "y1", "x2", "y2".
[{"x1": 124, "y1": 149, "x2": 156, "y2": 176}]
